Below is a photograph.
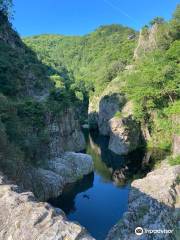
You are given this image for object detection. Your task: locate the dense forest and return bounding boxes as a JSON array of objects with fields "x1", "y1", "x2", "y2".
[
  {"x1": 24, "y1": 25, "x2": 137, "y2": 97},
  {"x1": 0, "y1": 2, "x2": 81, "y2": 170},
  {"x1": 0, "y1": 0, "x2": 180, "y2": 171},
  {"x1": 24, "y1": 5, "x2": 180, "y2": 158},
  {"x1": 0, "y1": 1, "x2": 180, "y2": 239}
]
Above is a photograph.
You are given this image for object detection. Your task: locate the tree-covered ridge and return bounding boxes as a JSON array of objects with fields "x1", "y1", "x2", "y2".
[
  {"x1": 24, "y1": 24, "x2": 137, "y2": 94},
  {"x1": 0, "y1": 1, "x2": 179, "y2": 172},
  {"x1": 113, "y1": 5, "x2": 180, "y2": 150},
  {"x1": 23, "y1": 5, "x2": 180, "y2": 152}
]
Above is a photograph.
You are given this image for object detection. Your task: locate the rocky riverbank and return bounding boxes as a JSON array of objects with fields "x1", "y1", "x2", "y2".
[
  {"x1": 0, "y1": 172, "x2": 94, "y2": 240},
  {"x1": 106, "y1": 161, "x2": 180, "y2": 240},
  {"x1": 20, "y1": 152, "x2": 94, "y2": 201}
]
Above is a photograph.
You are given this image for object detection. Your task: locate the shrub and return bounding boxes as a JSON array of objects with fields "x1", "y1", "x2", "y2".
[{"x1": 168, "y1": 155, "x2": 180, "y2": 166}]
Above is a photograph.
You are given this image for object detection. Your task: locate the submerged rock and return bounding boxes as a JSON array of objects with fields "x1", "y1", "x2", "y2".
[
  {"x1": 0, "y1": 173, "x2": 94, "y2": 240},
  {"x1": 112, "y1": 168, "x2": 128, "y2": 185},
  {"x1": 108, "y1": 115, "x2": 140, "y2": 155},
  {"x1": 106, "y1": 162, "x2": 180, "y2": 240}
]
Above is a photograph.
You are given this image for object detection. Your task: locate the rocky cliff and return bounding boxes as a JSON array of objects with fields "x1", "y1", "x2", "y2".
[
  {"x1": 89, "y1": 90, "x2": 141, "y2": 155},
  {"x1": 0, "y1": 172, "x2": 94, "y2": 240},
  {"x1": 0, "y1": 10, "x2": 91, "y2": 202},
  {"x1": 134, "y1": 23, "x2": 171, "y2": 60},
  {"x1": 134, "y1": 24, "x2": 158, "y2": 60},
  {"x1": 108, "y1": 115, "x2": 140, "y2": 155},
  {"x1": 0, "y1": 11, "x2": 86, "y2": 162},
  {"x1": 47, "y1": 108, "x2": 86, "y2": 157},
  {"x1": 98, "y1": 93, "x2": 126, "y2": 136},
  {"x1": 106, "y1": 161, "x2": 180, "y2": 240}
]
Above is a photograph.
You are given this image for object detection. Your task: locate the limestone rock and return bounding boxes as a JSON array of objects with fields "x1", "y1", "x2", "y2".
[
  {"x1": 106, "y1": 162, "x2": 180, "y2": 240},
  {"x1": 22, "y1": 167, "x2": 64, "y2": 201},
  {"x1": 47, "y1": 109, "x2": 86, "y2": 157},
  {"x1": 0, "y1": 174, "x2": 94, "y2": 240},
  {"x1": 98, "y1": 93, "x2": 126, "y2": 136},
  {"x1": 108, "y1": 115, "x2": 140, "y2": 155},
  {"x1": 134, "y1": 23, "x2": 171, "y2": 60},
  {"x1": 21, "y1": 152, "x2": 94, "y2": 201},
  {"x1": 48, "y1": 152, "x2": 94, "y2": 184}
]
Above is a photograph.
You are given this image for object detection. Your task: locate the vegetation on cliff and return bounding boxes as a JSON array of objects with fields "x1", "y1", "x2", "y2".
[
  {"x1": 123, "y1": 5, "x2": 180, "y2": 150},
  {"x1": 92, "y1": 5, "x2": 180, "y2": 151},
  {"x1": 0, "y1": 7, "x2": 83, "y2": 169},
  {"x1": 0, "y1": 0, "x2": 179, "y2": 170}
]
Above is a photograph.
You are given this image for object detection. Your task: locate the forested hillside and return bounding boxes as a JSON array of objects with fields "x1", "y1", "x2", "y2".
[
  {"x1": 0, "y1": 0, "x2": 180, "y2": 170},
  {"x1": 24, "y1": 25, "x2": 137, "y2": 95},
  {"x1": 96, "y1": 6, "x2": 180, "y2": 155},
  {"x1": 0, "y1": 1, "x2": 180, "y2": 239},
  {"x1": 0, "y1": 9, "x2": 82, "y2": 172},
  {"x1": 24, "y1": 5, "x2": 180, "y2": 157}
]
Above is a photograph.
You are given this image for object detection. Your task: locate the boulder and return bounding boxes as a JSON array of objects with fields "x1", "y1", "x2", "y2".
[
  {"x1": 22, "y1": 168, "x2": 64, "y2": 201},
  {"x1": 21, "y1": 152, "x2": 94, "y2": 201},
  {"x1": 0, "y1": 173, "x2": 94, "y2": 240},
  {"x1": 48, "y1": 152, "x2": 94, "y2": 184},
  {"x1": 108, "y1": 115, "x2": 140, "y2": 155}
]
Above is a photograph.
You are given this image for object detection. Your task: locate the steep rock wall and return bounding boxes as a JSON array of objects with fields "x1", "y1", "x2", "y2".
[{"x1": 47, "y1": 108, "x2": 86, "y2": 158}]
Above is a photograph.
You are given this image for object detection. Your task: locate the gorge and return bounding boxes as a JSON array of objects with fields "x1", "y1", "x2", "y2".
[{"x1": 0, "y1": 2, "x2": 180, "y2": 240}]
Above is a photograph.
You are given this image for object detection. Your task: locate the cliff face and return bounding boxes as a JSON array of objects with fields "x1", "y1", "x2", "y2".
[
  {"x1": 0, "y1": 11, "x2": 86, "y2": 162},
  {"x1": 98, "y1": 93, "x2": 126, "y2": 136},
  {"x1": 108, "y1": 115, "x2": 140, "y2": 155},
  {"x1": 88, "y1": 90, "x2": 141, "y2": 155},
  {"x1": 0, "y1": 10, "x2": 89, "y2": 201},
  {"x1": 134, "y1": 24, "x2": 158, "y2": 59},
  {"x1": 47, "y1": 108, "x2": 86, "y2": 158},
  {"x1": 134, "y1": 23, "x2": 171, "y2": 59}
]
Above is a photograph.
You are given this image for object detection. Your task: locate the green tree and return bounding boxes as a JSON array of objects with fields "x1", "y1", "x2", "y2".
[
  {"x1": 0, "y1": 0, "x2": 13, "y2": 17},
  {"x1": 170, "y1": 4, "x2": 180, "y2": 40},
  {"x1": 150, "y1": 17, "x2": 165, "y2": 26}
]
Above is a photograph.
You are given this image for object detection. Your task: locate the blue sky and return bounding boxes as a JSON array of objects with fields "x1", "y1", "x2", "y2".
[{"x1": 13, "y1": 0, "x2": 179, "y2": 37}]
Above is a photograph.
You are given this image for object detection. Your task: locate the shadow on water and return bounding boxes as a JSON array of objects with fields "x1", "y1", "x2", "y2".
[
  {"x1": 49, "y1": 173, "x2": 94, "y2": 215},
  {"x1": 49, "y1": 129, "x2": 169, "y2": 240}
]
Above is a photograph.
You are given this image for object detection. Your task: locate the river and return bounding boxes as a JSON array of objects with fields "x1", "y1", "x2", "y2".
[{"x1": 49, "y1": 130, "x2": 166, "y2": 239}]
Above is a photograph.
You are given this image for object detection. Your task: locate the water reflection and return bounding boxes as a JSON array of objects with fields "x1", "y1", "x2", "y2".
[
  {"x1": 0, "y1": 129, "x2": 169, "y2": 240},
  {"x1": 49, "y1": 173, "x2": 94, "y2": 214},
  {"x1": 49, "y1": 130, "x2": 169, "y2": 239},
  {"x1": 87, "y1": 129, "x2": 151, "y2": 185}
]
